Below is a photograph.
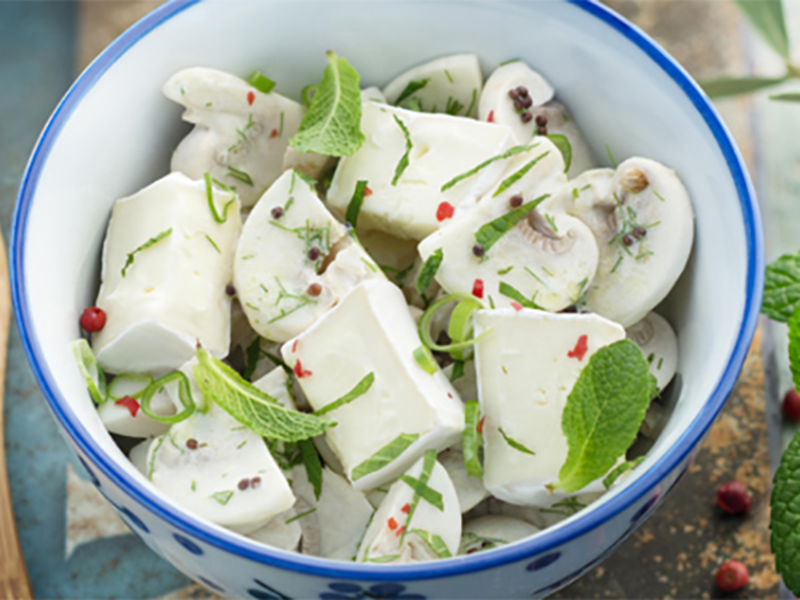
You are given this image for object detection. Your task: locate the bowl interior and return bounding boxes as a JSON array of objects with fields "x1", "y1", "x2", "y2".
[{"x1": 13, "y1": 0, "x2": 758, "y2": 570}]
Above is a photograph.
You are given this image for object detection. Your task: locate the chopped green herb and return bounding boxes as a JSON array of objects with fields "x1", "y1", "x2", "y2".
[
  {"x1": 610, "y1": 255, "x2": 624, "y2": 274},
  {"x1": 72, "y1": 339, "x2": 107, "y2": 405},
  {"x1": 391, "y1": 115, "x2": 413, "y2": 186},
  {"x1": 410, "y1": 529, "x2": 452, "y2": 559},
  {"x1": 545, "y1": 134, "x2": 572, "y2": 172},
  {"x1": 417, "y1": 249, "x2": 443, "y2": 295},
  {"x1": 497, "y1": 266, "x2": 514, "y2": 275},
  {"x1": 226, "y1": 166, "x2": 254, "y2": 186},
  {"x1": 572, "y1": 187, "x2": 580, "y2": 199},
  {"x1": 148, "y1": 436, "x2": 166, "y2": 480},
  {"x1": 413, "y1": 345, "x2": 438, "y2": 375},
  {"x1": 351, "y1": 433, "x2": 420, "y2": 481},
  {"x1": 228, "y1": 112, "x2": 257, "y2": 153},
  {"x1": 523, "y1": 267, "x2": 549, "y2": 289},
  {"x1": 121, "y1": 228, "x2": 172, "y2": 277},
  {"x1": 657, "y1": 357, "x2": 664, "y2": 370},
  {"x1": 364, "y1": 554, "x2": 400, "y2": 564},
  {"x1": 441, "y1": 143, "x2": 539, "y2": 192},
  {"x1": 605, "y1": 143, "x2": 618, "y2": 168},
  {"x1": 498, "y1": 427, "x2": 536, "y2": 455},
  {"x1": 211, "y1": 490, "x2": 234, "y2": 505},
  {"x1": 474, "y1": 196, "x2": 548, "y2": 253},
  {"x1": 345, "y1": 180, "x2": 369, "y2": 226},
  {"x1": 407, "y1": 97, "x2": 424, "y2": 112},
  {"x1": 400, "y1": 474, "x2": 444, "y2": 511},
  {"x1": 544, "y1": 213, "x2": 558, "y2": 232},
  {"x1": 279, "y1": 111, "x2": 285, "y2": 137},
  {"x1": 488, "y1": 295, "x2": 496, "y2": 309},
  {"x1": 463, "y1": 400, "x2": 484, "y2": 477},
  {"x1": 191, "y1": 480, "x2": 197, "y2": 491},
  {"x1": 444, "y1": 69, "x2": 454, "y2": 84},
  {"x1": 204, "y1": 173, "x2": 236, "y2": 223},
  {"x1": 499, "y1": 57, "x2": 521, "y2": 66},
  {"x1": 236, "y1": 440, "x2": 247, "y2": 450},
  {"x1": 445, "y1": 95, "x2": 465, "y2": 116},
  {"x1": 492, "y1": 151, "x2": 550, "y2": 197},
  {"x1": 314, "y1": 373, "x2": 375, "y2": 416},
  {"x1": 401, "y1": 449, "x2": 438, "y2": 543},
  {"x1": 205, "y1": 234, "x2": 221, "y2": 254},
  {"x1": 360, "y1": 257, "x2": 378, "y2": 273},
  {"x1": 451, "y1": 360, "x2": 465, "y2": 382},
  {"x1": 395, "y1": 78, "x2": 430, "y2": 106},
  {"x1": 299, "y1": 438, "x2": 323, "y2": 500},
  {"x1": 602, "y1": 456, "x2": 645, "y2": 489},
  {"x1": 268, "y1": 276, "x2": 318, "y2": 324},
  {"x1": 540, "y1": 496, "x2": 587, "y2": 516},
  {"x1": 248, "y1": 71, "x2": 276, "y2": 94},
  {"x1": 464, "y1": 88, "x2": 477, "y2": 116},
  {"x1": 285, "y1": 507, "x2": 318, "y2": 524},
  {"x1": 140, "y1": 371, "x2": 196, "y2": 424}
]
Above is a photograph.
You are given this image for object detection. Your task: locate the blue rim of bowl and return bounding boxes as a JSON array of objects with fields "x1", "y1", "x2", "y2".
[{"x1": 10, "y1": 0, "x2": 763, "y2": 582}]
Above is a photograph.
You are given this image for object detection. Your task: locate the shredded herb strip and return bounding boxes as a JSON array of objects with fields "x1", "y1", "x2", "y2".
[
  {"x1": 248, "y1": 71, "x2": 276, "y2": 95},
  {"x1": 492, "y1": 151, "x2": 550, "y2": 197},
  {"x1": 606, "y1": 143, "x2": 618, "y2": 168},
  {"x1": 204, "y1": 172, "x2": 236, "y2": 223},
  {"x1": 193, "y1": 347, "x2": 332, "y2": 442},
  {"x1": 447, "y1": 298, "x2": 482, "y2": 362},
  {"x1": 298, "y1": 439, "x2": 323, "y2": 500},
  {"x1": 498, "y1": 427, "x2": 536, "y2": 455},
  {"x1": 545, "y1": 134, "x2": 572, "y2": 173},
  {"x1": 441, "y1": 143, "x2": 539, "y2": 192},
  {"x1": 351, "y1": 433, "x2": 420, "y2": 481},
  {"x1": 148, "y1": 436, "x2": 167, "y2": 480},
  {"x1": 345, "y1": 180, "x2": 368, "y2": 227},
  {"x1": 464, "y1": 88, "x2": 478, "y2": 116},
  {"x1": 395, "y1": 78, "x2": 430, "y2": 105},
  {"x1": 400, "y1": 475, "x2": 444, "y2": 511},
  {"x1": 410, "y1": 529, "x2": 452, "y2": 559},
  {"x1": 400, "y1": 449, "x2": 438, "y2": 543},
  {"x1": 463, "y1": 400, "x2": 483, "y2": 477},
  {"x1": 313, "y1": 373, "x2": 375, "y2": 416},
  {"x1": 211, "y1": 490, "x2": 234, "y2": 505},
  {"x1": 413, "y1": 346, "x2": 438, "y2": 375},
  {"x1": 450, "y1": 360, "x2": 465, "y2": 382},
  {"x1": 226, "y1": 165, "x2": 254, "y2": 186},
  {"x1": 474, "y1": 195, "x2": 548, "y2": 254},
  {"x1": 603, "y1": 456, "x2": 645, "y2": 489},
  {"x1": 121, "y1": 228, "x2": 172, "y2": 277},
  {"x1": 498, "y1": 282, "x2": 542, "y2": 310},
  {"x1": 72, "y1": 339, "x2": 107, "y2": 405},
  {"x1": 417, "y1": 249, "x2": 443, "y2": 295},
  {"x1": 205, "y1": 235, "x2": 221, "y2": 254},
  {"x1": 418, "y1": 293, "x2": 490, "y2": 357},
  {"x1": 140, "y1": 371, "x2": 196, "y2": 424},
  {"x1": 285, "y1": 507, "x2": 318, "y2": 524},
  {"x1": 391, "y1": 115, "x2": 413, "y2": 186}
]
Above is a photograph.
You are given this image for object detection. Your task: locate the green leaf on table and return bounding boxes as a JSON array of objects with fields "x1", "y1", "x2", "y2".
[
  {"x1": 193, "y1": 347, "x2": 332, "y2": 442},
  {"x1": 763, "y1": 251, "x2": 800, "y2": 322},
  {"x1": 552, "y1": 339, "x2": 656, "y2": 493},
  {"x1": 770, "y1": 427, "x2": 800, "y2": 595},
  {"x1": 771, "y1": 92, "x2": 800, "y2": 102},
  {"x1": 734, "y1": 0, "x2": 791, "y2": 60},
  {"x1": 700, "y1": 75, "x2": 789, "y2": 98},
  {"x1": 289, "y1": 51, "x2": 364, "y2": 156}
]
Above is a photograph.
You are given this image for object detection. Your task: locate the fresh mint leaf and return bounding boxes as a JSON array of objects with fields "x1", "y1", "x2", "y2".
[
  {"x1": 474, "y1": 196, "x2": 548, "y2": 253},
  {"x1": 193, "y1": 347, "x2": 332, "y2": 442},
  {"x1": 345, "y1": 180, "x2": 368, "y2": 226},
  {"x1": 417, "y1": 249, "x2": 443, "y2": 295},
  {"x1": 546, "y1": 134, "x2": 572, "y2": 173},
  {"x1": 409, "y1": 529, "x2": 452, "y2": 558},
  {"x1": 498, "y1": 427, "x2": 536, "y2": 455},
  {"x1": 289, "y1": 51, "x2": 364, "y2": 157},
  {"x1": 351, "y1": 433, "x2": 419, "y2": 481},
  {"x1": 734, "y1": 0, "x2": 790, "y2": 60},
  {"x1": 313, "y1": 372, "x2": 374, "y2": 416},
  {"x1": 463, "y1": 400, "x2": 484, "y2": 477},
  {"x1": 553, "y1": 339, "x2": 656, "y2": 493},
  {"x1": 763, "y1": 251, "x2": 800, "y2": 322},
  {"x1": 701, "y1": 75, "x2": 788, "y2": 99},
  {"x1": 298, "y1": 439, "x2": 323, "y2": 501},
  {"x1": 395, "y1": 78, "x2": 430, "y2": 106},
  {"x1": 121, "y1": 228, "x2": 172, "y2": 277},
  {"x1": 441, "y1": 143, "x2": 539, "y2": 192},
  {"x1": 771, "y1": 427, "x2": 800, "y2": 595},
  {"x1": 392, "y1": 115, "x2": 412, "y2": 186}
]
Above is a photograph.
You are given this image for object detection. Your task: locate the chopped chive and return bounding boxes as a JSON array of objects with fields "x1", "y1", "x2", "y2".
[
  {"x1": 499, "y1": 57, "x2": 521, "y2": 66},
  {"x1": 572, "y1": 188, "x2": 580, "y2": 199},
  {"x1": 444, "y1": 69, "x2": 454, "y2": 84},
  {"x1": 497, "y1": 266, "x2": 514, "y2": 275},
  {"x1": 391, "y1": 115, "x2": 413, "y2": 186},
  {"x1": 544, "y1": 213, "x2": 558, "y2": 232},
  {"x1": 314, "y1": 373, "x2": 375, "y2": 416},
  {"x1": 345, "y1": 180, "x2": 368, "y2": 226},
  {"x1": 204, "y1": 172, "x2": 236, "y2": 223},
  {"x1": 417, "y1": 249, "x2": 443, "y2": 295},
  {"x1": 279, "y1": 111, "x2": 285, "y2": 137},
  {"x1": 605, "y1": 143, "x2": 618, "y2": 168},
  {"x1": 205, "y1": 234, "x2": 221, "y2": 254},
  {"x1": 236, "y1": 440, "x2": 247, "y2": 449},
  {"x1": 464, "y1": 88, "x2": 478, "y2": 116},
  {"x1": 499, "y1": 282, "x2": 542, "y2": 309},
  {"x1": 475, "y1": 196, "x2": 548, "y2": 253},
  {"x1": 122, "y1": 228, "x2": 172, "y2": 277},
  {"x1": 653, "y1": 190, "x2": 666, "y2": 202},
  {"x1": 413, "y1": 345, "x2": 438, "y2": 375},
  {"x1": 395, "y1": 78, "x2": 430, "y2": 106},
  {"x1": 657, "y1": 357, "x2": 664, "y2": 370},
  {"x1": 226, "y1": 166, "x2": 254, "y2": 186},
  {"x1": 441, "y1": 143, "x2": 539, "y2": 192},
  {"x1": 248, "y1": 71, "x2": 276, "y2": 95},
  {"x1": 525, "y1": 266, "x2": 549, "y2": 288},
  {"x1": 498, "y1": 427, "x2": 536, "y2": 455},
  {"x1": 351, "y1": 433, "x2": 420, "y2": 481},
  {"x1": 285, "y1": 507, "x2": 318, "y2": 524},
  {"x1": 492, "y1": 151, "x2": 550, "y2": 197},
  {"x1": 610, "y1": 255, "x2": 624, "y2": 274}
]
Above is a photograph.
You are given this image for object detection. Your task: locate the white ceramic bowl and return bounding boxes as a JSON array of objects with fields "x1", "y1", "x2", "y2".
[{"x1": 11, "y1": 0, "x2": 763, "y2": 597}]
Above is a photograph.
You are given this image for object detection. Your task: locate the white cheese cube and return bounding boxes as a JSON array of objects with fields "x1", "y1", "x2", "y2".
[
  {"x1": 164, "y1": 67, "x2": 304, "y2": 207},
  {"x1": 327, "y1": 103, "x2": 516, "y2": 240},
  {"x1": 93, "y1": 173, "x2": 240, "y2": 374},
  {"x1": 234, "y1": 169, "x2": 383, "y2": 343},
  {"x1": 281, "y1": 280, "x2": 464, "y2": 490},
  {"x1": 473, "y1": 309, "x2": 625, "y2": 506}
]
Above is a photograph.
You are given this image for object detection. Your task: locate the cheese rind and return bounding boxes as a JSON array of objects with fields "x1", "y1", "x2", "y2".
[
  {"x1": 282, "y1": 280, "x2": 464, "y2": 490},
  {"x1": 93, "y1": 172, "x2": 240, "y2": 374}
]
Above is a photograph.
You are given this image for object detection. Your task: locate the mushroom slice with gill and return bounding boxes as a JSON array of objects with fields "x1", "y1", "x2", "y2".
[
  {"x1": 459, "y1": 515, "x2": 540, "y2": 555},
  {"x1": 438, "y1": 448, "x2": 489, "y2": 513},
  {"x1": 326, "y1": 103, "x2": 516, "y2": 241},
  {"x1": 282, "y1": 280, "x2": 464, "y2": 491},
  {"x1": 549, "y1": 158, "x2": 694, "y2": 327},
  {"x1": 357, "y1": 452, "x2": 462, "y2": 563},
  {"x1": 418, "y1": 139, "x2": 598, "y2": 312},
  {"x1": 234, "y1": 169, "x2": 383, "y2": 343},
  {"x1": 528, "y1": 100, "x2": 596, "y2": 178},
  {"x1": 383, "y1": 54, "x2": 483, "y2": 118},
  {"x1": 473, "y1": 309, "x2": 625, "y2": 506},
  {"x1": 164, "y1": 67, "x2": 311, "y2": 207},
  {"x1": 93, "y1": 172, "x2": 240, "y2": 374}
]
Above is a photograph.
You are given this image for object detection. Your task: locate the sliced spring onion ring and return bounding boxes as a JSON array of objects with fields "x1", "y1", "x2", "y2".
[
  {"x1": 140, "y1": 371, "x2": 196, "y2": 425},
  {"x1": 418, "y1": 293, "x2": 491, "y2": 356},
  {"x1": 72, "y1": 339, "x2": 107, "y2": 405},
  {"x1": 413, "y1": 345, "x2": 438, "y2": 375},
  {"x1": 107, "y1": 373, "x2": 154, "y2": 401},
  {"x1": 446, "y1": 297, "x2": 482, "y2": 361}
]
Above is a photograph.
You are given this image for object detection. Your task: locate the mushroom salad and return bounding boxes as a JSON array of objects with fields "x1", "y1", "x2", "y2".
[{"x1": 74, "y1": 52, "x2": 693, "y2": 564}]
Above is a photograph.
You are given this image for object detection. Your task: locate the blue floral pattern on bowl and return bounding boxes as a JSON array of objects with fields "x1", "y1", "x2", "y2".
[{"x1": 320, "y1": 582, "x2": 426, "y2": 599}]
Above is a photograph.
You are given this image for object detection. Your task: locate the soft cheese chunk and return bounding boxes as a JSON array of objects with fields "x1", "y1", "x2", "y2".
[
  {"x1": 234, "y1": 170, "x2": 383, "y2": 343},
  {"x1": 439, "y1": 448, "x2": 489, "y2": 513},
  {"x1": 357, "y1": 455, "x2": 462, "y2": 563},
  {"x1": 98, "y1": 374, "x2": 173, "y2": 438},
  {"x1": 146, "y1": 401, "x2": 294, "y2": 535},
  {"x1": 282, "y1": 280, "x2": 464, "y2": 490},
  {"x1": 474, "y1": 309, "x2": 625, "y2": 506},
  {"x1": 327, "y1": 103, "x2": 516, "y2": 240},
  {"x1": 418, "y1": 140, "x2": 597, "y2": 312},
  {"x1": 93, "y1": 173, "x2": 240, "y2": 374},
  {"x1": 383, "y1": 54, "x2": 483, "y2": 118},
  {"x1": 164, "y1": 67, "x2": 304, "y2": 207}
]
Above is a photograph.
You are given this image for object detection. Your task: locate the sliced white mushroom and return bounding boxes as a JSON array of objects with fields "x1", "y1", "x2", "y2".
[
  {"x1": 357, "y1": 455, "x2": 461, "y2": 563},
  {"x1": 129, "y1": 439, "x2": 151, "y2": 475},
  {"x1": 438, "y1": 448, "x2": 489, "y2": 513},
  {"x1": 418, "y1": 140, "x2": 597, "y2": 312},
  {"x1": 289, "y1": 464, "x2": 374, "y2": 560},
  {"x1": 282, "y1": 280, "x2": 464, "y2": 491},
  {"x1": 383, "y1": 54, "x2": 482, "y2": 118},
  {"x1": 234, "y1": 169, "x2": 383, "y2": 343},
  {"x1": 626, "y1": 312, "x2": 678, "y2": 393},
  {"x1": 530, "y1": 100, "x2": 596, "y2": 178},
  {"x1": 98, "y1": 374, "x2": 173, "y2": 438},
  {"x1": 93, "y1": 172, "x2": 240, "y2": 374},
  {"x1": 550, "y1": 158, "x2": 694, "y2": 327},
  {"x1": 459, "y1": 515, "x2": 540, "y2": 555},
  {"x1": 163, "y1": 67, "x2": 304, "y2": 208},
  {"x1": 478, "y1": 61, "x2": 555, "y2": 139},
  {"x1": 247, "y1": 507, "x2": 302, "y2": 552},
  {"x1": 326, "y1": 103, "x2": 516, "y2": 241},
  {"x1": 473, "y1": 309, "x2": 625, "y2": 506},
  {"x1": 145, "y1": 400, "x2": 294, "y2": 535}
]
